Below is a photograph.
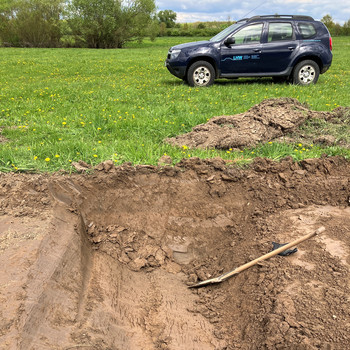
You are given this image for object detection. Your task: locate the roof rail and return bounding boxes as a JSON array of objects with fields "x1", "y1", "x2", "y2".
[{"x1": 247, "y1": 15, "x2": 314, "y2": 21}]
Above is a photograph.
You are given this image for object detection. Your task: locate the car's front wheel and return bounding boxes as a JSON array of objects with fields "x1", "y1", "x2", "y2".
[
  {"x1": 187, "y1": 61, "x2": 215, "y2": 87},
  {"x1": 292, "y1": 60, "x2": 320, "y2": 85}
]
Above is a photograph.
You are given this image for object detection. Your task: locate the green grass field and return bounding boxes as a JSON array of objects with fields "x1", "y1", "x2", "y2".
[{"x1": 0, "y1": 36, "x2": 349, "y2": 172}]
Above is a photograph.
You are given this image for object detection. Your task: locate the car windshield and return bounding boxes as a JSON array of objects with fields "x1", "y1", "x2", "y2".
[{"x1": 210, "y1": 22, "x2": 244, "y2": 42}]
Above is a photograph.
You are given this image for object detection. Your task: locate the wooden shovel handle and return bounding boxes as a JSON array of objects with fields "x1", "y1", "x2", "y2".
[{"x1": 220, "y1": 226, "x2": 325, "y2": 282}]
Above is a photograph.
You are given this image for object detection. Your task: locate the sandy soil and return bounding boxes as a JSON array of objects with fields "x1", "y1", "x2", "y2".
[{"x1": 0, "y1": 156, "x2": 349, "y2": 349}]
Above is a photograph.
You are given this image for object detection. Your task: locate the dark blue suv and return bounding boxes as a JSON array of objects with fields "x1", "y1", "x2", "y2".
[{"x1": 165, "y1": 15, "x2": 333, "y2": 87}]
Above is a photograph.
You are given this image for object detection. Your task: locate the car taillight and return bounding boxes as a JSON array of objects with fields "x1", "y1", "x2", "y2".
[{"x1": 329, "y1": 37, "x2": 333, "y2": 51}]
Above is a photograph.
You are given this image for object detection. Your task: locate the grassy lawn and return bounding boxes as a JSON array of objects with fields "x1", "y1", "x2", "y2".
[{"x1": 0, "y1": 36, "x2": 349, "y2": 172}]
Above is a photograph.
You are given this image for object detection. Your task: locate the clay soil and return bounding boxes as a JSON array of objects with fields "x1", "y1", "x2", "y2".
[{"x1": 1, "y1": 156, "x2": 350, "y2": 350}]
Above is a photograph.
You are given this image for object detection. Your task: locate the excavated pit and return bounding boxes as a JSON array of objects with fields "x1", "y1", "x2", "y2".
[{"x1": 0, "y1": 156, "x2": 350, "y2": 349}]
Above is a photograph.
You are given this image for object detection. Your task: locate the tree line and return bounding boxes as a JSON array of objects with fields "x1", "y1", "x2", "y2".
[
  {"x1": 321, "y1": 15, "x2": 350, "y2": 36},
  {"x1": 161, "y1": 14, "x2": 350, "y2": 38},
  {"x1": 0, "y1": 0, "x2": 157, "y2": 48},
  {"x1": 0, "y1": 3, "x2": 349, "y2": 48}
]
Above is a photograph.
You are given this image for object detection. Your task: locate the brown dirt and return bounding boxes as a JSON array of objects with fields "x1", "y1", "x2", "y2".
[
  {"x1": 165, "y1": 98, "x2": 350, "y2": 150},
  {"x1": 0, "y1": 156, "x2": 350, "y2": 349}
]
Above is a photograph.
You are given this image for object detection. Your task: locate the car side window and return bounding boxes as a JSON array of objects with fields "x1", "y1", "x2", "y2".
[
  {"x1": 298, "y1": 22, "x2": 317, "y2": 39},
  {"x1": 268, "y1": 22, "x2": 293, "y2": 42},
  {"x1": 231, "y1": 23, "x2": 263, "y2": 45}
]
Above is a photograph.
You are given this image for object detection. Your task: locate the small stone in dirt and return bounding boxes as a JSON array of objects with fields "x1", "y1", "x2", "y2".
[{"x1": 206, "y1": 175, "x2": 216, "y2": 183}]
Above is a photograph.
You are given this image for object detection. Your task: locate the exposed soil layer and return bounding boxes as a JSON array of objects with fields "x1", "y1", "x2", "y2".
[
  {"x1": 1, "y1": 156, "x2": 350, "y2": 349},
  {"x1": 165, "y1": 98, "x2": 350, "y2": 150}
]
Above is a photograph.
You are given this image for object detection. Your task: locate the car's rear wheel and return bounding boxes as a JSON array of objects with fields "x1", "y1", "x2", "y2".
[
  {"x1": 292, "y1": 60, "x2": 320, "y2": 85},
  {"x1": 187, "y1": 61, "x2": 215, "y2": 87}
]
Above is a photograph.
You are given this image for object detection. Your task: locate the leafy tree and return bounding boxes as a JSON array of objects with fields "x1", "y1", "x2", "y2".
[
  {"x1": 321, "y1": 14, "x2": 335, "y2": 32},
  {"x1": 342, "y1": 19, "x2": 350, "y2": 36},
  {"x1": 0, "y1": 0, "x2": 18, "y2": 45},
  {"x1": 333, "y1": 23, "x2": 342, "y2": 36},
  {"x1": 147, "y1": 15, "x2": 160, "y2": 41},
  {"x1": 67, "y1": 0, "x2": 156, "y2": 48},
  {"x1": 159, "y1": 21, "x2": 166, "y2": 36},
  {"x1": 16, "y1": 0, "x2": 63, "y2": 46},
  {"x1": 157, "y1": 9, "x2": 176, "y2": 28},
  {"x1": 0, "y1": 0, "x2": 64, "y2": 47}
]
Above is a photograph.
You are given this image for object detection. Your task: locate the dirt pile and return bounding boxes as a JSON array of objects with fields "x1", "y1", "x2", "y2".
[
  {"x1": 0, "y1": 156, "x2": 350, "y2": 349},
  {"x1": 166, "y1": 98, "x2": 349, "y2": 150}
]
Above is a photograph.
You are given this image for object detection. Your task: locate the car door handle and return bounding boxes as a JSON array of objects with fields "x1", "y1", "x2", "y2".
[
  {"x1": 288, "y1": 46, "x2": 295, "y2": 51},
  {"x1": 253, "y1": 49, "x2": 261, "y2": 53}
]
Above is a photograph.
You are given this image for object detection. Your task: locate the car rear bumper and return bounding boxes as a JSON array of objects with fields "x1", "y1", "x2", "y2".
[{"x1": 321, "y1": 64, "x2": 331, "y2": 74}]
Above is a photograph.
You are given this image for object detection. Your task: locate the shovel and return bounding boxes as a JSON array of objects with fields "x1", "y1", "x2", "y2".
[{"x1": 189, "y1": 226, "x2": 325, "y2": 288}]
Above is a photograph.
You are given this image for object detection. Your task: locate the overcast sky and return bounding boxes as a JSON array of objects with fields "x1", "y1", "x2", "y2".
[{"x1": 155, "y1": 0, "x2": 350, "y2": 25}]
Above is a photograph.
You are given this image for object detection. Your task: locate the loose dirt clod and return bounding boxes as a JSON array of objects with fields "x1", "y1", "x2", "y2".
[
  {"x1": 0, "y1": 156, "x2": 350, "y2": 349},
  {"x1": 165, "y1": 98, "x2": 349, "y2": 150}
]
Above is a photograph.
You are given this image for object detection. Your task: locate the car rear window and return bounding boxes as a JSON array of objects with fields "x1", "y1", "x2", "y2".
[{"x1": 298, "y1": 22, "x2": 317, "y2": 39}]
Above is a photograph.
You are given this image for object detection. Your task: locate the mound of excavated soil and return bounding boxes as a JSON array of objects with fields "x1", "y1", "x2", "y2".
[
  {"x1": 1, "y1": 157, "x2": 350, "y2": 349},
  {"x1": 166, "y1": 98, "x2": 348, "y2": 150}
]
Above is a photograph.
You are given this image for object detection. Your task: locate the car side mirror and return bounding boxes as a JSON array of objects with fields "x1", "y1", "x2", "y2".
[{"x1": 225, "y1": 37, "x2": 235, "y2": 46}]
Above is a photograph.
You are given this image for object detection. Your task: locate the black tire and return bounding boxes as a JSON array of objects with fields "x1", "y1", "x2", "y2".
[
  {"x1": 187, "y1": 61, "x2": 215, "y2": 87},
  {"x1": 292, "y1": 60, "x2": 320, "y2": 85}
]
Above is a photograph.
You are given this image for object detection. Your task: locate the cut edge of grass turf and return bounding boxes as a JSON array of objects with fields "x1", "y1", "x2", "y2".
[{"x1": 1, "y1": 137, "x2": 349, "y2": 174}]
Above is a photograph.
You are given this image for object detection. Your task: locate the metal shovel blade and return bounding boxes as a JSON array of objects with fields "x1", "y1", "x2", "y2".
[{"x1": 188, "y1": 270, "x2": 236, "y2": 288}]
